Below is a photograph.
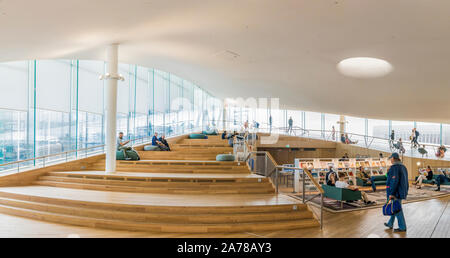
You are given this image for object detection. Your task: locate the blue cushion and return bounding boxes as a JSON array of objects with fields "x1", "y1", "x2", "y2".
[
  {"x1": 189, "y1": 134, "x2": 208, "y2": 139},
  {"x1": 144, "y1": 145, "x2": 160, "y2": 151},
  {"x1": 216, "y1": 154, "x2": 235, "y2": 161}
]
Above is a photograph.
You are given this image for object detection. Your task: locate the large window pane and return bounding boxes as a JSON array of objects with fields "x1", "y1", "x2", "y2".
[
  {"x1": 0, "y1": 61, "x2": 29, "y2": 111},
  {"x1": 36, "y1": 60, "x2": 71, "y2": 112}
]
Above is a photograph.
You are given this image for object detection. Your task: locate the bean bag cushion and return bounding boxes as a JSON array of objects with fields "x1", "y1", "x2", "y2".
[
  {"x1": 116, "y1": 149, "x2": 140, "y2": 160},
  {"x1": 202, "y1": 130, "x2": 218, "y2": 135},
  {"x1": 216, "y1": 154, "x2": 235, "y2": 161},
  {"x1": 189, "y1": 133, "x2": 208, "y2": 139},
  {"x1": 144, "y1": 145, "x2": 160, "y2": 151},
  {"x1": 418, "y1": 148, "x2": 427, "y2": 155}
]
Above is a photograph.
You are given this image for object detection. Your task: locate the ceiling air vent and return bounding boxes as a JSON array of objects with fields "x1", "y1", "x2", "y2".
[{"x1": 212, "y1": 50, "x2": 240, "y2": 61}]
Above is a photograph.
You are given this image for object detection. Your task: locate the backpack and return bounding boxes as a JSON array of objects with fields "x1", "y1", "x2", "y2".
[{"x1": 415, "y1": 130, "x2": 420, "y2": 137}]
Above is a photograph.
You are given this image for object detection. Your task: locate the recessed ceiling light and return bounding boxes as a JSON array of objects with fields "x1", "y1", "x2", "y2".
[{"x1": 337, "y1": 57, "x2": 393, "y2": 78}]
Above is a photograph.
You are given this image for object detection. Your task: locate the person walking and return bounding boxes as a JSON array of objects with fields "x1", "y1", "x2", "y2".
[
  {"x1": 384, "y1": 152, "x2": 409, "y2": 232},
  {"x1": 287, "y1": 116, "x2": 293, "y2": 134},
  {"x1": 390, "y1": 130, "x2": 395, "y2": 149},
  {"x1": 331, "y1": 126, "x2": 336, "y2": 141},
  {"x1": 269, "y1": 115, "x2": 273, "y2": 133}
]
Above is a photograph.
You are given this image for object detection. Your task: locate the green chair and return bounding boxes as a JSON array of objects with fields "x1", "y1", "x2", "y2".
[
  {"x1": 322, "y1": 184, "x2": 362, "y2": 209},
  {"x1": 356, "y1": 175, "x2": 386, "y2": 187},
  {"x1": 415, "y1": 175, "x2": 450, "y2": 185}
]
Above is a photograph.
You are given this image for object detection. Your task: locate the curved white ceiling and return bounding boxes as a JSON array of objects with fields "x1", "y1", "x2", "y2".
[{"x1": 1, "y1": 0, "x2": 450, "y2": 123}]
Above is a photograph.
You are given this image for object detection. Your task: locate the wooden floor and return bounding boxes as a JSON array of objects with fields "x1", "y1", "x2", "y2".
[
  {"x1": 0, "y1": 186, "x2": 298, "y2": 207},
  {"x1": 0, "y1": 194, "x2": 447, "y2": 238}
]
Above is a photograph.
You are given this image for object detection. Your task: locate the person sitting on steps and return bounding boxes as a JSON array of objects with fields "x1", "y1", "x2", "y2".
[
  {"x1": 158, "y1": 134, "x2": 171, "y2": 151},
  {"x1": 221, "y1": 130, "x2": 227, "y2": 140},
  {"x1": 117, "y1": 132, "x2": 132, "y2": 160},
  {"x1": 152, "y1": 132, "x2": 169, "y2": 151}
]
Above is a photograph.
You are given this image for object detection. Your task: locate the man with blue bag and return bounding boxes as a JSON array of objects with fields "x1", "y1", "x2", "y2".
[{"x1": 384, "y1": 152, "x2": 409, "y2": 233}]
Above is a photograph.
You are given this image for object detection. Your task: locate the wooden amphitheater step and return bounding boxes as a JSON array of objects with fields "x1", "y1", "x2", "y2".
[
  {"x1": 180, "y1": 139, "x2": 229, "y2": 145},
  {"x1": 35, "y1": 171, "x2": 274, "y2": 194},
  {"x1": 138, "y1": 152, "x2": 219, "y2": 161},
  {"x1": 89, "y1": 167, "x2": 250, "y2": 174},
  {"x1": 0, "y1": 186, "x2": 319, "y2": 233},
  {"x1": 89, "y1": 160, "x2": 250, "y2": 174},
  {"x1": 33, "y1": 180, "x2": 275, "y2": 194}
]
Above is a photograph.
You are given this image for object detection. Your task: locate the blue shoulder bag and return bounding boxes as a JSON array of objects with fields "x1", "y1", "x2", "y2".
[{"x1": 382, "y1": 199, "x2": 402, "y2": 216}]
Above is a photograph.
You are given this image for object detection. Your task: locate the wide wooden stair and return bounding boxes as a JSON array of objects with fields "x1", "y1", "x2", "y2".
[
  {"x1": 89, "y1": 160, "x2": 249, "y2": 174},
  {"x1": 0, "y1": 133, "x2": 320, "y2": 233},
  {"x1": 33, "y1": 171, "x2": 275, "y2": 194},
  {"x1": 0, "y1": 186, "x2": 318, "y2": 233}
]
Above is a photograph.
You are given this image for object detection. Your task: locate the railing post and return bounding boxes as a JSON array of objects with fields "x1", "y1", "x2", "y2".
[
  {"x1": 302, "y1": 170, "x2": 306, "y2": 203},
  {"x1": 17, "y1": 162, "x2": 19, "y2": 173},
  {"x1": 43, "y1": 157, "x2": 45, "y2": 168},
  {"x1": 265, "y1": 153, "x2": 268, "y2": 176},
  {"x1": 320, "y1": 193, "x2": 324, "y2": 230},
  {"x1": 275, "y1": 167, "x2": 279, "y2": 194}
]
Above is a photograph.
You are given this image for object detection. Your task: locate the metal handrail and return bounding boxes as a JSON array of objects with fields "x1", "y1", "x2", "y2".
[
  {"x1": 242, "y1": 150, "x2": 324, "y2": 229},
  {"x1": 0, "y1": 135, "x2": 153, "y2": 174},
  {"x1": 216, "y1": 118, "x2": 449, "y2": 152},
  {"x1": 275, "y1": 165, "x2": 324, "y2": 229}
]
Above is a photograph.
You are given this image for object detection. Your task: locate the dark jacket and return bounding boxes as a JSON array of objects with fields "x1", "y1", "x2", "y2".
[
  {"x1": 151, "y1": 136, "x2": 158, "y2": 146},
  {"x1": 386, "y1": 162, "x2": 409, "y2": 200},
  {"x1": 426, "y1": 170, "x2": 433, "y2": 181},
  {"x1": 325, "y1": 169, "x2": 338, "y2": 185},
  {"x1": 158, "y1": 137, "x2": 169, "y2": 147}
]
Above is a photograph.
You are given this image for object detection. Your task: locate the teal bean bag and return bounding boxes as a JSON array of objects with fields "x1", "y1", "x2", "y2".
[
  {"x1": 189, "y1": 133, "x2": 208, "y2": 139},
  {"x1": 202, "y1": 130, "x2": 218, "y2": 135},
  {"x1": 216, "y1": 154, "x2": 235, "y2": 161},
  {"x1": 144, "y1": 145, "x2": 160, "y2": 151},
  {"x1": 116, "y1": 149, "x2": 140, "y2": 160}
]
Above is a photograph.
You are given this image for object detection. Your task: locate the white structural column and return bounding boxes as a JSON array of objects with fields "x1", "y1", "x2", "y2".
[
  {"x1": 338, "y1": 115, "x2": 346, "y2": 137},
  {"x1": 104, "y1": 44, "x2": 119, "y2": 173}
]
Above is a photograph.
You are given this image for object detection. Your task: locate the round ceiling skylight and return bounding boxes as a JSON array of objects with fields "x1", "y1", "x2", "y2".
[{"x1": 337, "y1": 57, "x2": 393, "y2": 78}]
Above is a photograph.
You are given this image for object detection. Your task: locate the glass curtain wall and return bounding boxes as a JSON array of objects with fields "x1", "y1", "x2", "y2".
[{"x1": 0, "y1": 60, "x2": 222, "y2": 169}]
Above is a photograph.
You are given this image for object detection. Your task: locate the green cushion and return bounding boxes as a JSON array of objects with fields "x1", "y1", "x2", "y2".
[
  {"x1": 116, "y1": 149, "x2": 140, "y2": 160},
  {"x1": 189, "y1": 133, "x2": 208, "y2": 139},
  {"x1": 356, "y1": 177, "x2": 386, "y2": 186},
  {"x1": 322, "y1": 185, "x2": 362, "y2": 201},
  {"x1": 418, "y1": 148, "x2": 427, "y2": 154},
  {"x1": 216, "y1": 154, "x2": 235, "y2": 161},
  {"x1": 144, "y1": 145, "x2": 160, "y2": 151},
  {"x1": 416, "y1": 175, "x2": 450, "y2": 185},
  {"x1": 372, "y1": 175, "x2": 387, "y2": 181}
]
